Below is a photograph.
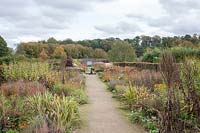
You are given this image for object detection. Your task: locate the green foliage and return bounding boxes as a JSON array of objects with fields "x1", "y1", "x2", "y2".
[
  {"x1": 180, "y1": 59, "x2": 200, "y2": 125},
  {"x1": 181, "y1": 112, "x2": 200, "y2": 130},
  {"x1": 77, "y1": 38, "x2": 117, "y2": 52},
  {"x1": 12, "y1": 34, "x2": 200, "y2": 59},
  {"x1": 16, "y1": 43, "x2": 108, "y2": 59},
  {"x1": 6, "y1": 130, "x2": 19, "y2": 133},
  {"x1": 51, "y1": 82, "x2": 87, "y2": 104},
  {"x1": 142, "y1": 48, "x2": 161, "y2": 62},
  {"x1": 0, "y1": 59, "x2": 86, "y2": 132},
  {"x1": 13, "y1": 55, "x2": 28, "y2": 62},
  {"x1": 51, "y1": 83, "x2": 73, "y2": 96},
  {"x1": 171, "y1": 47, "x2": 199, "y2": 62},
  {"x1": 16, "y1": 42, "x2": 48, "y2": 58},
  {"x1": 0, "y1": 36, "x2": 10, "y2": 57},
  {"x1": 47, "y1": 37, "x2": 57, "y2": 44},
  {"x1": 123, "y1": 85, "x2": 137, "y2": 109},
  {"x1": 0, "y1": 56, "x2": 14, "y2": 65},
  {"x1": 0, "y1": 94, "x2": 27, "y2": 132},
  {"x1": 27, "y1": 92, "x2": 80, "y2": 132},
  {"x1": 94, "y1": 48, "x2": 107, "y2": 58},
  {"x1": 142, "y1": 47, "x2": 200, "y2": 62},
  {"x1": 72, "y1": 89, "x2": 88, "y2": 105},
  {"x1": 108, "y1": 41, "x2": 136, "y2": 62},
  {"x1": 129, "y1": 109, "x2": 158, "y2": 133},
  {"x1": 0, "y1": 36, "x2": 12, "y2": 64},
  {"x1": 2, "y1": 61, "x2": 50, "y2": 81}
]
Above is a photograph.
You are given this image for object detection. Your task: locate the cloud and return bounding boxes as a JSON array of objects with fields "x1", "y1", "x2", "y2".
[
  {"x1": 126, "y1": 0, "x2": 200, "y2": 35},
  {"x1": 95, "y1": 22, "x2": 141, "y2": 35},
  {"x1": 0, "y1": 0, "x2": 115, "y2": 47},
  {"x1": 157, "y1": 0, "x2": 200, "y2": 34},
  {"x1": 159, "y1": 0, "x2": 200, "y2": 15},
  {"x1": 1, "y1": 0, "x2": 200, "y2": 48}
]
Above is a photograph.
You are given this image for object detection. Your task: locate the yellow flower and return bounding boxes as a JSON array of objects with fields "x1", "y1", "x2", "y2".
[
  {"x1": 154, "y1": 84, "x2": 166, "y2": 89},
  {"x1": 19, "y1": 121, "x2": 28, "y2": 129}
]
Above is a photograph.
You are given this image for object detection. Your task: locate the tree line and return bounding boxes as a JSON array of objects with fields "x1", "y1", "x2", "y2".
[
  {"x1": 16, "y1": 43, "x2": 107, "y2": 59},
  {"x1": 43, "y1": 34, "x2": 200, "y2": 57},
  {"x1": 1, "y1": 34, "x2": 200, "y2": 63}
]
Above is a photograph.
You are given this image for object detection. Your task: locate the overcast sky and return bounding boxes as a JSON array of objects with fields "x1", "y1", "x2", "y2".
[{"x1": 0, "y1": 0, "x2": 200, "y2": 47}]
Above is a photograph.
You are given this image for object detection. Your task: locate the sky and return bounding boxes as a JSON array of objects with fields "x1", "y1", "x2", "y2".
[{"x1": 0, "y1": 0, "x2": 200, "y2": 48}]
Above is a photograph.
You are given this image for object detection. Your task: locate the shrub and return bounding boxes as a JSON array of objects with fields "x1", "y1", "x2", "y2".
[
  {"x1": 142, "y1": 48, "x2": 161, "y2": 63},
  {"x1": 113, "y1": 85, "x2": 126, "y2": 99},
  {"x1": 2, "y1": 62, "x2": 51, "y2": 81},
  {"x1": 0, "y1": 81, "x2": 46, "y2": 97},
  {"x1": 171, "y1": 47, "x2": 199, "y2": 62},
  {"x1": 72, "y1": 89, "x2": 88, "y2": 105},
  {"x1": 180, "y1": 112, "x2": 200, "y2": 131},
  {"x1": 123, "y1": 85, "x2": 152, "y2": 110},
  {"x1": 129, "y1": 109, "x2": 159, "y2": 133},
  {"x1": 107, "y1": 79, "x2": 125, "y2": 92},
  {"x1": 13, "y1": 55, "x2": 28, "y2": 62},
  {"x1": 123, "y1": 85, "x2": 137, "y2": 110},
  {"x1": 0, "y1": 56, "x2": 14, "y2": 65},
  {"x1": 142, "y1": 47, "x2": 200, "y2": 63},
  {"x1": 160, "y1": 50, "x2": 183, "y2": 132},
  {"x1": 51, "y1": 83, "x2": 73, "y2": 96},
  {"x1": 180, "y1": 59, "x2": 200, "y2": 123},
  {"x1": 100, "y1": 72, "x2": 113, "y2": 82},
  {"x1": 27, "y1": 92, "x2": 79, "y2": 132},
  {"x1": 5, "y1": 130, "x2": 19, "y2": 133},
  {"x1": 0, "y1": 94, "x2": 27, "y2": 132},
  {"x1": 38, "y1": 73, "x2": 57, "y2": 89},
  {"x1": 128, "y1": 70, "x2": 162, "y2": 89}
]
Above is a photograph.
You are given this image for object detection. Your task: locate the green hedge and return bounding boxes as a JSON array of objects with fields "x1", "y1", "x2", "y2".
[{"x1": 142, "y1": 47, "x2": 200, "y2": 63}]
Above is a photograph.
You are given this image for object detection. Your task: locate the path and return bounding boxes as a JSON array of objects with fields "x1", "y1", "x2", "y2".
[{"x1": 77, "y1": 75, "x2": 146, "y2": 133}]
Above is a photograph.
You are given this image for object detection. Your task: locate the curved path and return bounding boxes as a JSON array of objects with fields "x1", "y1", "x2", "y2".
[{"x1": 77, "y1": 75, "x2": 146, "y2": 133}]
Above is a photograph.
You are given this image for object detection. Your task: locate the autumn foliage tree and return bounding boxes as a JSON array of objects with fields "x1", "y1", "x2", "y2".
[
  {"x1": 16, "y1": 43, "x2": 48, "y2": 58},
  {"x1": 52, "y1": 46, "x2": 66, "y2": 59},
  {"x1": 94, "y1": 48, "x2": 107, "y2": 58},
  {"x1": 38, "y1": 49, "x2": 48, "y2": 60}
]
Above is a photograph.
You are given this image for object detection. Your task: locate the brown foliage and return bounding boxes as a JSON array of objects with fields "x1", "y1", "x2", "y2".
[
  {"x1": 38, "y1": 49, "x2": 48, "y2": 60},
  {"x1": 0, "y1": 81, "x2": 46, "y2": 96},
  {"x1": 181, "y1": 60, "x2": 200, "y2": 119},
  {"x1": 160, "y1": 51, "x2": 183, "y2": 133}
]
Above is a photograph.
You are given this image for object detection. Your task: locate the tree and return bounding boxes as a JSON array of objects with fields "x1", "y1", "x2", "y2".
[
  {"x1": 47, "y1": 37, "x2": 57, "y2": 44},
  {"x1": 183, "y1": 34, "x2": 192, "y2": 41},
  {"x1": 142, "y1": 48, "x2": 161, "y2": 62},
  {"x1": 61, "y1": 38, "x2": 74, "y2": 44},
  {"x1": 94, "y1": 48, "x2": 107, "y2": 58},
  {"x1": 52, "y1": 45, "x2": 66, "y2": 59},
  {"x1": 0, "y1": 36, "x2": 10, "y2": 57},
  {"x1": 16, "y1": 42, "x2": 48, "y2": 58},
  {"x1": 108, "y1": 41, "x2": 136, "y2": 62},
  {"x1": 38, "y1": 49, "x2": 48, "y2": 60}
]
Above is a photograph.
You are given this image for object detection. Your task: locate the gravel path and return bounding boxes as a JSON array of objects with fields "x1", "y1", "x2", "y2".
[{"x1": 77, "y1": 75, "x2": 146, "y2": 133}]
